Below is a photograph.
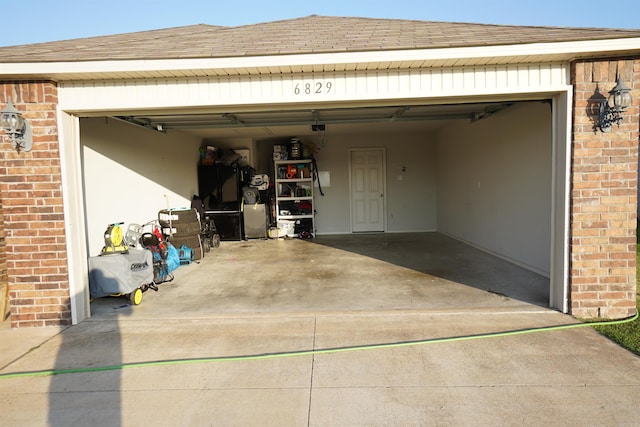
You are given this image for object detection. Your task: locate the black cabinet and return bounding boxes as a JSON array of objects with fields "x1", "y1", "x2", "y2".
[
  {"x1": 198, "y1": 163, "x2": 241, "y2": 210},
  {"x1": 198, "y1": 163, "x2": 245, "y2": 240},
  {"x1": 209, "y1": 211, "x2": 244, "y2": 241}
]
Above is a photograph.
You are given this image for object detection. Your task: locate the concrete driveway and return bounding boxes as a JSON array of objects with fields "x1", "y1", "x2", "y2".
[{"x1": 1, "y1": 234, "x2": 639, "y2": 425}]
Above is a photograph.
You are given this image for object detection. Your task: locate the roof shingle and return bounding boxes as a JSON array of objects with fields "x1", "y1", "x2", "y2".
[{"x1": 1, "y1": 15, "x2": 640, "y2": 63}]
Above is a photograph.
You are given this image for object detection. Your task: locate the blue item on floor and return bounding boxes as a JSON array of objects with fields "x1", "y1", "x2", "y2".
[{"x1": 178, "y1": 245, "x2": 195, "y2": 265}]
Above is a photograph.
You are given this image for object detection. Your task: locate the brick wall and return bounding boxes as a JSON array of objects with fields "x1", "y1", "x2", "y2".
[
  {"x1": 0, "y1": 196, "x2": 7, "y2": 321},
  {"x1": 571, "y1": 58, "x2": 639, "y2": 319},
  {"x1": 0, "y1": 81, "x2": 71, "y2": 327}
]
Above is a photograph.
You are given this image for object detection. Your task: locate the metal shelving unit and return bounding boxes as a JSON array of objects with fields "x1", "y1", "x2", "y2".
[{"x1": 274, "y1": 159, "x2": 314, "y2": 236}]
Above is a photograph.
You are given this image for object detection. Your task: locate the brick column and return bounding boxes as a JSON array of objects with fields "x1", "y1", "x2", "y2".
[
  {"x1": 0, "y1": 82, "x2": 71, "y2": 327},
  {"x1": 571, "y1": 58, "x2": 639, "y2": 319},
  {"x1": 0, "y1": 196, "x2": 7, "y2": 321}
]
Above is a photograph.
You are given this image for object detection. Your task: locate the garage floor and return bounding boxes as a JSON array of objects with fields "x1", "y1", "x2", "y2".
[{"x1": 90, "y1": 232, "x2": 550, "y2": 318}]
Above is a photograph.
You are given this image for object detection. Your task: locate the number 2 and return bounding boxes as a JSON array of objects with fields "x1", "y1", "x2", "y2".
[{"x1": 293, "y1": 81, "x2": 333, "y2": 95}]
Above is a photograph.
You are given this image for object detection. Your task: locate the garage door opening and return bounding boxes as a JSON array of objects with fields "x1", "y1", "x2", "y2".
[{"x1": 78, "y1": 98, "x2": 557, "y2": 316}]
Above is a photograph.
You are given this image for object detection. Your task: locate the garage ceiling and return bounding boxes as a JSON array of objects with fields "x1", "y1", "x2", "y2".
[{"x1": 112, "y1": 101, "x2": 517, "y2": 139}]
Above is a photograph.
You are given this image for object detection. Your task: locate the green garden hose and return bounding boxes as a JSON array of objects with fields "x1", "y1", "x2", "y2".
[{"x1": 0, "y1": 311, "x2": 637, "y2": 380}]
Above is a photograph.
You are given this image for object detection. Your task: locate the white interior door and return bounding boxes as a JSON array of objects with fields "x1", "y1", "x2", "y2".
[{"x1": 350, "y1": 149, "x2": 385, "y2": 232}]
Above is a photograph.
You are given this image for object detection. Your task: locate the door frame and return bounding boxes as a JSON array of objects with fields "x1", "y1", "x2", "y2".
[
  {"x1": 549, "y1": 90, "x2": 572, "y2": 313},
  {"x1": 348, "y1": 148, "x2": 387, "y2": 233}
]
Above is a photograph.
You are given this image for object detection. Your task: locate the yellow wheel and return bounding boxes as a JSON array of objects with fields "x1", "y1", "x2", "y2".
[
  {"x1": 111, "y1": 225, "x2": 123, "y2": 246},
  {"x1": 129, "y1": 288, "x2": 143, "y2": 305},
  {"x1": 104, "y1": 224, "x2": 124, "y2": 248}
]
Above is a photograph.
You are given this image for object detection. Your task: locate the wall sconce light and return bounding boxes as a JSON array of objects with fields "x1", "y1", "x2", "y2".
[
  {"x1": 0, "y1": 99, "x2": 32, "y2": 152},
  {"x1": 597, "y1": 78, "x2": 633, "y2": 132}
]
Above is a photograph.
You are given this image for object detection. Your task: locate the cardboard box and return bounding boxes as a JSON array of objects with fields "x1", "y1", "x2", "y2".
[{"x1": 277, "y1": 220, "x2": 296, "y2": 237}]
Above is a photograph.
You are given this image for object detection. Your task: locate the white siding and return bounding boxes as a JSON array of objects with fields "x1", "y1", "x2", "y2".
[{"x1": 59, "y1": 64, "x2": 569, "y2": 112}]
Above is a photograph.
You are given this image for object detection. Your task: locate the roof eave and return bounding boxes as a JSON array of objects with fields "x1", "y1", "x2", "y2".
[{"x1": 2, "y1": 38, "x2": 640, "y2": 81}]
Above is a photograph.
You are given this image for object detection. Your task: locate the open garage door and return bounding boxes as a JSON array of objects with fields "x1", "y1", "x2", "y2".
[{"x1": 71, "y1": 98, "x2": 563, "y2": 320}]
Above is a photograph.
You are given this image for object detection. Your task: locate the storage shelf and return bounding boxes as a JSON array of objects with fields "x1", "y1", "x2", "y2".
[
  {"x1": 276, "y1": 196, "x2": 313, "y2": 201},
  {"x1": 275, "y1": 158, "x2": 315, "y2": 236},
  {"x1": 275, "y1": 159, "x2": 312, "y2": 165},
  {"x1": 278, "y1": 178, "x2": 312, "y2": 183}
]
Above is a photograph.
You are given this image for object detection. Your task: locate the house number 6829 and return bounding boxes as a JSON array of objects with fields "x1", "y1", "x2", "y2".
[{"x1": 294, "y1": 81, "x2": 333, "y2": 95}]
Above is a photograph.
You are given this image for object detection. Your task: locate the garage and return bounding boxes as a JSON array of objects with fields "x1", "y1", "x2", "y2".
[
  {"x1": 2, "y1": 16, "x2": 639, "y2": 326},
  {"x1": 79, "y1": 96, "x2": 554, "y2": 315}
]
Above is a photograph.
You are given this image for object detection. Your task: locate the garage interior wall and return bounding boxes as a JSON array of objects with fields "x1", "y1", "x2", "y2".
[
  {"x1": 436, "y1": 101, "x2": 552, "y2": 276},
  {"x1": 81, "y1": 118, "x2": 202, "y2": 255},
  {"x1": 311, "y1": 126, "x2": 438, "y2": 234}
]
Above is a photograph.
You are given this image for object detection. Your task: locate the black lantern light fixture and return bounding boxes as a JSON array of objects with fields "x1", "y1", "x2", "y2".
[
  {"x1": 598, "y1": 78, "x2": 633, "y2": 132},
  {"x1": 0, "y1": 99, "x2": 32, "y2": 152}
]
